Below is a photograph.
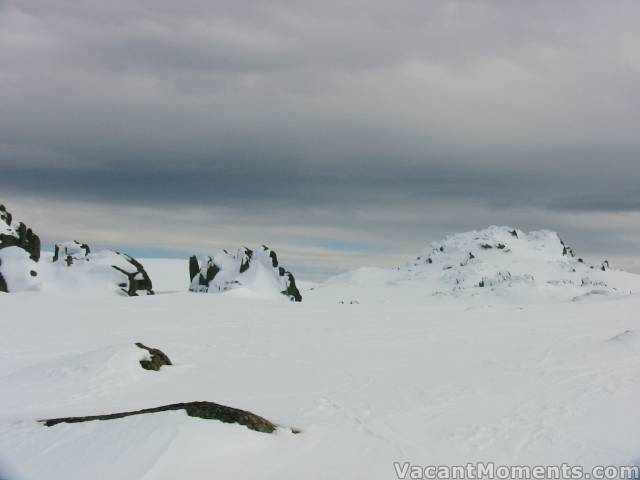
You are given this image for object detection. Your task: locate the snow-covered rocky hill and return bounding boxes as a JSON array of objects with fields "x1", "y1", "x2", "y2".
[
  {"x1": 308, "y1": 226, "x2": 640, "y2": 304},
  {"x1": 189, "y1": 245, "x2": 302, "y2": 301}
]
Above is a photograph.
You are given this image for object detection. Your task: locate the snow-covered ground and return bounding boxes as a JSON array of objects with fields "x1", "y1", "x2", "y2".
[{"x1": 2, "y1": 227, "x2": 640, "y2": 479}]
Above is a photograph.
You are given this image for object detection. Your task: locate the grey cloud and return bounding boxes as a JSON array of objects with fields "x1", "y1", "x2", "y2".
[{"x1": 1, "y1": 0, "x2": 640, "y2": 276}]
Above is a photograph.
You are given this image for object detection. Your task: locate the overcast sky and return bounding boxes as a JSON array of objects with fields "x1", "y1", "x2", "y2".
[{"x1": 1, "y1": 0, "x2": 640, "y2": 279}]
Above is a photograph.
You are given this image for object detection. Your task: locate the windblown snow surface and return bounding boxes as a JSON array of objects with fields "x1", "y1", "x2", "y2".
[{"x1": 2, "y1": 227, "x2": 640, "y2": 480}]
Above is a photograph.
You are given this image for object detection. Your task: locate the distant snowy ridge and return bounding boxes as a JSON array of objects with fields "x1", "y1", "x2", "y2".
[
  {"x1": 310, "y1": 226, "x2": 640, "y2": 304},
  {"x1": 189, "y1": 245, "x2": 302, "y2": 301}
]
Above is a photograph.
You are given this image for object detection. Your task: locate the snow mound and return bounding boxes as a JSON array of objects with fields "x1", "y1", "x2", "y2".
[
  {"x1": 0, "y1": 343, "x2": 167, "y2": 416},
  {"x1": 310, "y1": 226, "x2": 640, "y2": 304},
  {"x1": 189, "y1": 245, "x2": 302, "y2": 301}
]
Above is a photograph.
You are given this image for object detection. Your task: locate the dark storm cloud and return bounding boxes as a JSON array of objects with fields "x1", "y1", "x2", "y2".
[{"x1": 1, "y1": 0, "x2": 640, "y2": 275}]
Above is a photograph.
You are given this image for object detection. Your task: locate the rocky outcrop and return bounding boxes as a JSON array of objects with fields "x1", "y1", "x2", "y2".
[
  {"x1": 135, "y1": 342, "x2": 172, "y2": 370},
  {"x1": 49, "y1": 242, "x2": 154, "y2": 296},
  {"x1": 189, "y1": 245, "x2": 302, "y2": 302},
  {"x1": 0, "y1": 204, "x2": 41, "y2": 262},
  {"x1": 0, "y1": 205, "x2": 41, "y2": 292},
  {"x1": 40, "y1": 401, "x2": 286, "y2": 434},
  {"x1": 52, "y1": 241, "x2": 91, "y2": 265},
  {"x1": 111, "y1": 252, "x2": 154, "y2": 296}
]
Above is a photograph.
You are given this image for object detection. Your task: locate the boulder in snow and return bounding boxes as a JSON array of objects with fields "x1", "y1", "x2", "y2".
[{"x1": 135, "y1": 342, "x2": 172, "y2": 371}]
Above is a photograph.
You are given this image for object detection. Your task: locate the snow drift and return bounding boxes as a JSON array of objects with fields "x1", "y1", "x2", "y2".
[
  {"x1": 310, "y1": 226, "x2": 640, "y2": 304},
  {"x1": 189, "y1": 245, "x2": 302, "y2": 301}
]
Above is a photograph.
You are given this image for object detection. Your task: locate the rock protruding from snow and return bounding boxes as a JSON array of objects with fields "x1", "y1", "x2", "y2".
[
  {"x1": 0, "y1": 204, "x2": 41, "y2": 262},
  {"x1": 311, "y1": 226, "x2": 640, "y2": 304},
  {"x1": 49, "y1": 244, "x2": 154, "y2": 296},
  {"x1": 40, "y1": 401, "x2": 282, "y2": 434},
  {"x1": 0, "y1": 205, "x2": 41, "y2": 292},
  {"x1": 52, "y1": 241, "x2": 91, "y2": 265},
  {"x1": 51, "y1": 240, "x2": 154, "y2": 297},
  {"x1": 189, "y1": 245, "x2": 302, "y2": 302},
  {"x1": 135, "y1": 342, "x2": 172, "y2": 371}
]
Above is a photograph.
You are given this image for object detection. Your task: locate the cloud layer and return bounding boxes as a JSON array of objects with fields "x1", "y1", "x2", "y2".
[{"x1": 1, "y1": 1, "x2": 640, "y2": 277}]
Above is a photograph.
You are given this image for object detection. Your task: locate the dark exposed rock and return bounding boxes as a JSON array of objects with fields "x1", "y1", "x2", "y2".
[
  {"x1": 135, "y1": 342, "x2": 172, "y2": 371},
  {"x1": 510, "y1": 229, "x2": 518, "y2": 238},
  {"x1": 40, "y1": 401, "x2": 288, "y2": 434},
  {"x1": 560, "y1": 239, "x2": 575, "y2": 257},
  {"x1": 0, "y1": 205, "x2": 41, "y2": 262},
  {"x1": 112, "y1": 252, "x2": 154, "y2": 296},
  {"x1": 263, "y1": 246, "x2": 278, "y2": 268},
  {"x1": 481, "y1": 244, "x2": 493, "y2": 249},
  {"x1": 601, "y1": 260, "x2": 610, "y2": 271},
  {"x1": 0, "y1": 204, "x2": 12, "y2": 226},
  {"x1": 190, "y1": 256, "x2": 224, "y2": 291},
  {"x1": 281, "y1": 270, "x2": 302, "y2": 302},
  {"x1": 0, "y1": 270, "x2": 7, "y2": 293},
  {"x1": 189, "y1": 255, "x2": 200, "y2": 281},
  {"x1": 239, "y1": 248, "x2": 253, "y2": 273}
]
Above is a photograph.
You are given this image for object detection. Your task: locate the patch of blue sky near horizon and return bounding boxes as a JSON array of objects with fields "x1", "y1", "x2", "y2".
[{"x1": 312, "y1": 239, "x2": 390, "y2": 253}]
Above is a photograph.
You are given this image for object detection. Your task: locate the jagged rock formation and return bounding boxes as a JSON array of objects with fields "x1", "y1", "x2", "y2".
[
  {"x1": 40, "y1": 401, "x2": 283, "y2": 434},
  {"x1": 0, "y1": 204, "x2": 41, "y2": 262},
  {"x1": 52, "y1": 241, "x2": 91, "y2": 265},
  {"x1": 0, "y1": 205, "x2": 41, "y2": 292},
  {"x1": 189, "y1": 245, "x2": 302, "y2": 301},
  {"x1": 110, "y1": 252, "x2": 154, "y2": 296},
  {"x1": 135, "y1": 342, "x2": 172, "y2": 371}
]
